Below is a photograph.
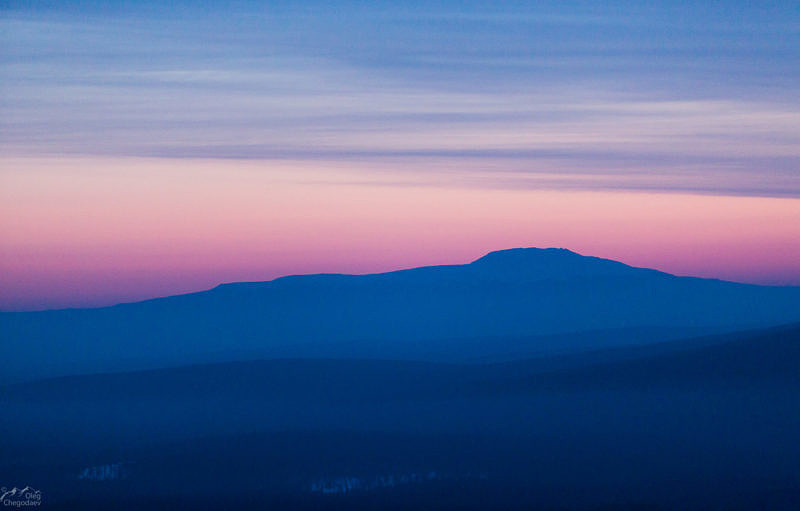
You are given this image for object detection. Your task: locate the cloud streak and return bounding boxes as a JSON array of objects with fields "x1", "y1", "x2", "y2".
[{"x1": 2, "y1": 2, "x2": 800, "y2": 197}]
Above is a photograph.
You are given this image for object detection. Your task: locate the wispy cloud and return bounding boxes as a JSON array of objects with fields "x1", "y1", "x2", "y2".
[{"x1": 2, "y1": 2, "x2": 799, "y2": 196}]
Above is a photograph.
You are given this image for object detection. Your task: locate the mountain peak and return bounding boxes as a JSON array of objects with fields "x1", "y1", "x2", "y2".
[
  {"x1": 471, "y1": 247, "x2": 579, "y2": 264},
  {"x1": 469, "y1": 247, "x2": 644, "y2": 279}
]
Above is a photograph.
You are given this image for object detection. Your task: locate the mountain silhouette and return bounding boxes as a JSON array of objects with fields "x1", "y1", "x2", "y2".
[
  {"x1": 2, "y1": 247, "x2": 799, "y2": 383},
  {"x1": 469, "y1": 247, "x2": 660, "y2": 279}
]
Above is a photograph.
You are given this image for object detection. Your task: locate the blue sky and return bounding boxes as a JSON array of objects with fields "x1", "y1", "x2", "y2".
[{"x1": 2, "y1": 1, "x2": 799, "y2": 196}]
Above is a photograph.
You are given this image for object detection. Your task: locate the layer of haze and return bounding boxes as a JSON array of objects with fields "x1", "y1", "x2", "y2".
[{"x1": 1, "y1": 1, "x2": 799, "y2": 309}]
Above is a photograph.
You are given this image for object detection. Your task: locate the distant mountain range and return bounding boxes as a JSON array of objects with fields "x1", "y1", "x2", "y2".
[{"x1": 2, "y1": 247, "x2": 800, "y2": 383}]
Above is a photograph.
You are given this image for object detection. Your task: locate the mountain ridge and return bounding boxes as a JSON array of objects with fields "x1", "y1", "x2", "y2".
[
  {"x1": 3, "y1": 322, "x2": 797, "y2": 400},
  {"x1": 2, "y1": 247, "x2": 799, "y2": 384},
  {"x1": 211, "y1": 247, "x2": 670, "y2": 294},
  {"x1": 1, "y1": 247, "x2": 779, "y2": 314}
]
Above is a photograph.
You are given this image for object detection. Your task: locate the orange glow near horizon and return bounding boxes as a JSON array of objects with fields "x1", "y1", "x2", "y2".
[{"x1": 2, "y1": 156, "x2": 799, "y2": 310}]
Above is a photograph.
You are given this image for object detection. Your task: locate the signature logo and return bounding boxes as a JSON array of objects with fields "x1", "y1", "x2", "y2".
[{"x1": 0, "y1": 486, "x2": 42, "y2": 507}]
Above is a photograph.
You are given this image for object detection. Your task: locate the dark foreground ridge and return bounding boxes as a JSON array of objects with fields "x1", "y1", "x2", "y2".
[
  {"x1": 4, "y1": 323, "x2": 799, "y2": 401},
  {"x1": 1, "y1": 324, "x2": 799, "y2": 510}
]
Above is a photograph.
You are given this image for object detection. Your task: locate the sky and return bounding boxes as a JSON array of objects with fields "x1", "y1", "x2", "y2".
[{"x1": 1, "y1": 1, "x2": 799, "y2": 310}]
